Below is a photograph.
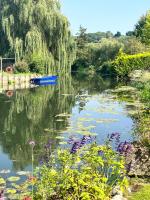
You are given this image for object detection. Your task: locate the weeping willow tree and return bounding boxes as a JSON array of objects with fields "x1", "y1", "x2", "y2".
[{"x1": 0, "y1": 0, "x2": 76, "y2": 74}]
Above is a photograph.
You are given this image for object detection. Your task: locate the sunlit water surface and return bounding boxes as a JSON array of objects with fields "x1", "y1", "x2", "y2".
[{"x1": 0, "y1": 74, "x2": 136, "y2": 176}]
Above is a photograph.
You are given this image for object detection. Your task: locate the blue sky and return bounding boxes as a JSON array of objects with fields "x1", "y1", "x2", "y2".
[{"x1": 60, "y1": 0, "x2": 150, "y2": 35}]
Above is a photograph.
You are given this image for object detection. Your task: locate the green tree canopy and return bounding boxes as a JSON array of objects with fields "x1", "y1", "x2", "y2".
[
  {"x1": 134, "y1": 15, "x2": 146, "y2": 39},
  {"x1": 0, "y1": 0, "x2": 76, "y2": 74},
  {"x1": 142, "y1": 11, "x2": 150, "y2": 45}
]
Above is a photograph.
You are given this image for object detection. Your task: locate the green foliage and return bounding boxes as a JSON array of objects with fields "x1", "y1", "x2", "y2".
[
  {"x1": 114, "y1": 31, "x2": 122, "y2": 38},
  {"x1": 73, "y1": 37, "x2": 123, "y2": 72},
  {"x1": 15, "y1": 60, "x2": 29, "y2": 73},
  {"x1": 28, "y1": 52, "x2": 45, "y2": 74},
  {"x1": 142, "y1": 11, "x2": 150, "y2": 44},
  {"x1": 134, "y1": 11, "x2": 150, "y2": 45},
  {"x1": 91, "y1": 38, "x2": 123, "y2": 68},
  {"x1": 100, "y1": 61, "x2": 116, "y2": 75},
  {"x1": 0, "y1": 0, "x2": 76, "y2": 74},
  {"x1": 86, "y1": 31, "x2": 113, "y2": 43},
  {"x1": 76, "y1": 26, "x2": 88, "y2": 49},
  {"x1": 134, "y1": 15, "x2": 146, "y2": 39},
  {"x1": 121, "y1": 36, "x2": 148, "y2": 55},
  {"x1": 140, "y1": 82, "x2": 150, "y2": 105},
  {"x1": 113, "y1": 52, "x2": 150, "y2": 76},
  {"x1": 129, "y1": 184, "x2": 150, "y2": 200},
  {"x1": 34, "y1": 143, "x2": 128, "y2": 200}
]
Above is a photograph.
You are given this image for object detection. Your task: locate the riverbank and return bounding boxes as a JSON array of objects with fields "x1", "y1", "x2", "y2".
[{"x1": 0, "y1": 73, "x2": 39, "y2": 92}]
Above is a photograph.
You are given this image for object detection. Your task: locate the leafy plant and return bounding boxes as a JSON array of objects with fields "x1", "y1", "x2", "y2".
[
  {"x1": 15, "y1": 60, "x2": 30, "y2": 73},
  {"x1": 113, "y1": 52, "x2": 150, "y2": 77},
  {"x1": 34, "y1": 141, "x2": 128, "y2": 200}
]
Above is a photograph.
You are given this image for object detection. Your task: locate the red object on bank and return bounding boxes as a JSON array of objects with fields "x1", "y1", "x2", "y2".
[{"x1": 22, "y1": 196, "x2": 32, "y2": 200}]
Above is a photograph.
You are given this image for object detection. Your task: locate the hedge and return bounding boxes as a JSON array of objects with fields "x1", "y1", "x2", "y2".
[{"x1": 113, "y1": 52, "x2": 150, "y2": 77}]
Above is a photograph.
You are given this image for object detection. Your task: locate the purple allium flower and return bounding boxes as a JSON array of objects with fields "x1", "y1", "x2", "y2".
[
  {"x1": 98, "y1": 150, "x2": 104, "y2": 157},
  {"x1": 117, "y1": 141, "x2": 132, "y2": 156},
  {"x1": 44, "y1": 139, "x2": 52, "y2": 149},
  {"x1": 70, "y1": 141, "x2": 81, "y2": 154},
  {"x1": 109, "y1": 132, "x2": 120, "y2": 142},
  {"x1": 68, "y1": 136, "x2": 76, "y2": 144},
  {"x1": 70, "y1": 135, "x2": 93, "y2": 154},
  {"x1": 44, "y1": 143, "x2": 51, "y2": 149},
  {"x1": 80, "y1": 135, "x2": 92, "y2": 147},
  {"x1": 29, "y1": 140, "x2": 35, "y2": 147},
  {"x1": 39, "y1": 157, "x2": 44, "y2": 165}
]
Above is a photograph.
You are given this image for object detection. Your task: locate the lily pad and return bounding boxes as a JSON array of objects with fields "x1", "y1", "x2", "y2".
[
  {"x1": 7, "y1": 176, "x2": 20, "y2": 182},
  {"x1": 59, "y1": 141, "x2": 67, "y2": 145},
  {"x1": 0, "y1": 177, "x2": 5, "y2": 185},
  {"x1": 0, "y1": 169, "x2": 10, "y2": 174},
  {"x1": 16, "y1": 171, "x2": 30, "y2": 176},
  {"x1": 56, "y1": 113, "x2": 71, "y2": 117},
  {"x1": 6, "y1": 188, "x2": 17, "y2": 194},
  {"x1": 56, "y1": 136, "x2": 65, "y2": 139},
  {"x1": 56, "y1": 119, "x2": 64, "y2": 122}
]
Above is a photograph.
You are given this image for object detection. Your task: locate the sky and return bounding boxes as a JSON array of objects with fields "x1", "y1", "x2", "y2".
[{"x1": 60, "y1": 0, "x2": 150, "y2": 35}]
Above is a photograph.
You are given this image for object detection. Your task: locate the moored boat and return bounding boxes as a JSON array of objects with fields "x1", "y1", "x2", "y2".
[{"x1": 30, "y1": 75, "x2": 58, "y2": 85}]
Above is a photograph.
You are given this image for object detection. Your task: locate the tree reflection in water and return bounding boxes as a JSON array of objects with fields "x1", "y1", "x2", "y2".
[{"x1": 0, "y1": 74, "x2": 117, "y2": 171}]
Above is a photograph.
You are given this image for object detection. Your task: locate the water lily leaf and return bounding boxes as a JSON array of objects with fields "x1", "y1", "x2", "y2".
[
  {"x1": 16, "y1": 171, "x2": 30, "y2": 176},
  {"x1": 96, "y1": 119, "x2": 119, "y2": 123},
  {"x1": 56, "y1": 113, "x2": 71, "y2": 117},
  {"x1": 78, "y1": 118, "x2": 94, "y2": 122},
  {"x1": 0, "y1": 169, "x2": 10, "y2": 174},
  {"x1": 7, "y1": 194, "x2": 20, "y2": 200},
  {"x1": 6, "y1": 188, "x2": 17, "y2": 194},
  {"x1": 7, "y1": 176, "x2": 20, "y2": 182},
  {"x1": 56, "y1": 136, "x2": 65, "y2": 139},
  {"x1": 0, "y1": 177, "x2": 5, "y2": 185},
  {"x1": 59, "y1": 141, "x2": 67, "y2": 145},
  {"x1": 56, "y1": 119, "x2": 64, "y2": 122},
  {"x1": 61, "y1": 94, "x2": 74, "y2": 96},
  {"x1": 85, "y1": 125, "x2": 96, "y2": 129}
]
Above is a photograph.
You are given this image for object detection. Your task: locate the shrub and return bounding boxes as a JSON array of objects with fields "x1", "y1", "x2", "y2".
[
  {"x1": 14, "y1": 60, "x2": 30, "y2": 73},
  {"x1": 99, "y1": 61, "x2": 116, "y2": 76},
  {"x1": 140, "y1": 82, "x2": 150, "y2": 105},
  {"x1": 34, "y1": 142, "x2": 128, "y2": 200},
  {"x1": 28, "y1": 53, "x2": 46, "y2": 74},
  {"x1": 113, "y1": 52, "x2": 150, "y2": 77}
]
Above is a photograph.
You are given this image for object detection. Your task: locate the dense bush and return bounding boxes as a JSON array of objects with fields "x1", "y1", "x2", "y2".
[
  {"x1": 99, "y1": 61, "x2": 116, "y2": 75},
  {"x1": 34, "y1": 141, "x2": 128, "y2": 200},
  {"x1": 140, "y1": 82, "x2": 150, "y2": 105},
  {"x1": 14, "y1": 60, "x2": 30, "y2": 73},
  {"x1": 113, "y1": 52, "x2": 150, "y2": 76},
  {"x1": 28, "y1": 53, "x2": 45, "y2": 74}
]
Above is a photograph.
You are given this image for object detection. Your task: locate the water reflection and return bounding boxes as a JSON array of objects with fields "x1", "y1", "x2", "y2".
[{"x1": 0, "y1": 74, "x2": 133, "y2": 171}]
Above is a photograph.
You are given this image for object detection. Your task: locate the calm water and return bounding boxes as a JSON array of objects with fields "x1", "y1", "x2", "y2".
[{"x1": 0, "y1": 74, "x2": 135, "y2": 175}]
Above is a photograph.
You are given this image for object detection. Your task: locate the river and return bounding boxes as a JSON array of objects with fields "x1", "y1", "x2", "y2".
[{"x1": 0, "y1": 74, "x2": 135, "y2": 175}]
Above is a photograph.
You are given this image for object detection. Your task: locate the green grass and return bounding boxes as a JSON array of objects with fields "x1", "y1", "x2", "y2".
[{"x1": 129, "y1": 185, "x2": 150, "y2": 200}]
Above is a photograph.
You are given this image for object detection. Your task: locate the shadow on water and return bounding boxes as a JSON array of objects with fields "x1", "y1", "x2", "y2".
[{"x1": 0, "y1": 74, "x2": 133, "y2": 171}]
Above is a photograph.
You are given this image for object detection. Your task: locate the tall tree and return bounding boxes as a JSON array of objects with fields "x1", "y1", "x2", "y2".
[
  {"x1": 0, "y1": 0, "x2": 76, "y2": 74},
  {"x1": 142, "y1": 11, "x2": 150, "y2": 45},
  {"x1": 114, "y1": 31, "x2": 121, "y2": 38},
  {"x1": 134, "y1": 15, "x2": 146, "y2": 39},
  {"x1": 76, "y1": 25, "x2": 87, "y2": 49}
]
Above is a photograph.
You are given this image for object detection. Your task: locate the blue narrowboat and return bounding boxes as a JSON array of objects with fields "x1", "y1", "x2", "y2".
[{"x1": 30, "y1": 75, "x2": 58, "y2": 85}]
